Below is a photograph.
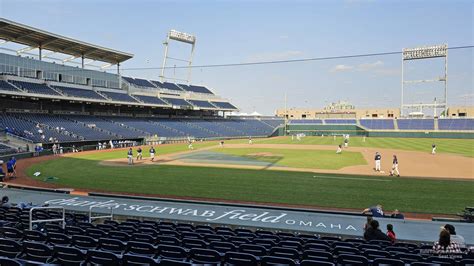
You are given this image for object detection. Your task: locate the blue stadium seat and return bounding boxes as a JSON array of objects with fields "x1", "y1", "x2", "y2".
[
  {"x1": 19, "y1": 241, "x2": 54, "y2": 263},
  {"x1": 224, "y1": 251, "x2": 259, "y2": 266},
  {"x1": 336, "y1": 254, "x2": 369, "y2": 265},
  {"x1": 47, "y1": 232, "x2": 71, "y2": 246},
  {"x1": 189, "y1": 248, "x2": 221, "y2": 265},
  {"x1": 373, "y1": 258, "x2": 405, "y2": 266},
  {"x1": 261, "y1": 255, "x2": 297, "y2": 266},
  {"x1": 126, "y1": 241, "x2": 157, "y2": 257},
  {"x1": 87, "y1": 250, "x2": 121, "y2": 265},
  {"x1": 300, "y1": 260, "x2": 335, "y2": 266},
  {"x1": 0, "y1": 239, "x2": 22, "y2": 258},
  {"x1": 157, "y1": 245, "x2": 187, "y2": 261},
  {"x1": 0, "y1": 257, "x2": 22, "y2": 266},
  {"x1": 239, "y1": 244, "x2": 267, "y2": 258},
  {"x1": 122, "y1": 254, "x2": 158, "y2": 265},
  {"x1": 53, "y1": 245, "x2": 86, "y2": 265},
  {"x1": 97, "y1": 238, "x2": 126, "y2": 254}
]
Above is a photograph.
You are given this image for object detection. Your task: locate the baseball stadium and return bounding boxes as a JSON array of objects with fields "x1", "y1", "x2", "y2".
[{"x1": 0, "y1": 2, "x2": 473, "y2": 265}]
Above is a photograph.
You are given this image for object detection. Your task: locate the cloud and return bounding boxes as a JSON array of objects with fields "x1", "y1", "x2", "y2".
[
  {"x1": 245, "y1": 50, "x2": 303, "y2": 62},
  {"x1": 279, "y1": 35, "x2": 289, "y2": 40},
  {"x1": 329, "y1": 60, "x2": 397, "y2": 76},
  {"x1": 330, "y1": 64, "x2": 354, "y2": 73},
  {"x1": 357, "y1": 60, "x2": 384, "y2": 71}
]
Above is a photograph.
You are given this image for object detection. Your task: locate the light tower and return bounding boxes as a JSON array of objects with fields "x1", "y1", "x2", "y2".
[
  {"x1": 401, "y1": 44, "x2": 448, "y2": 117},
  {"x1": 160, "y1": 30, "x2": 196, "y2": 84}
]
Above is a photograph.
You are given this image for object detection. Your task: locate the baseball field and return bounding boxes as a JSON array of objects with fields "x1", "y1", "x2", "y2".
[{"x1": 20, "y1": 136, "x2": 474, "y2": 215}]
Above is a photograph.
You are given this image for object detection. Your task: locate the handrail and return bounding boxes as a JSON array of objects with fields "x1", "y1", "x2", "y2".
[
  {"x1": 89, "y1": 205, "x2": 114, "y2": 223},
  {"x1": 29, "y1": 206, "x2": 65, "y2": 230}
]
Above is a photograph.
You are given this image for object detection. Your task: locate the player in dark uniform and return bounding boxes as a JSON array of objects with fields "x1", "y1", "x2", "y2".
[
  {"x1": 127, "y1": 148, "x2": 133, "y2": 165},
  {"x1": 136, "y1": 147, "x2": 143, "y2": 160},
  {"x1": 390, "y1": 155, "x2": 400, "y2": 177},
  {"x1": 149, "y1": 146, "x2": 156, "y2": 162},
  {"x1": 374, "y1": 152, "x2": 381, "y2": 172}
]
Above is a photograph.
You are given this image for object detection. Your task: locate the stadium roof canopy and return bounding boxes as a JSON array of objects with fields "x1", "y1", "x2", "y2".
[{"x1": 0, "y1": 18, "x2": 133, "y2": 64}]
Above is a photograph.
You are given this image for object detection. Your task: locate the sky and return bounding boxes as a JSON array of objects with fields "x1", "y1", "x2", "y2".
[{"x1": 1, "y1": 0, "x2": 473, "y2": 115}]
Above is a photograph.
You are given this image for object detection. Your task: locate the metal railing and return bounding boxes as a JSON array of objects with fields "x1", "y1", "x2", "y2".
[
  {"x1": 89, "y1": 205, "x2": 114, "y2": 223},
  {"x1": 29, "y1": 206, "x2": 65, "y2": 230}
]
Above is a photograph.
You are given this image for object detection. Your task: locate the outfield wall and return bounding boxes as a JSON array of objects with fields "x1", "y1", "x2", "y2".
[{"x1": 282, "y1": 125, "x2": 474, "y2": 139}]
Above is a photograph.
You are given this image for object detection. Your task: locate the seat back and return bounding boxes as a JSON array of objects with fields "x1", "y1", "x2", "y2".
[
  {"x1": 261, "y1": 256, "x2": 297, "y2": 266},
  {"x1": 87, "y1": 250, "x2": 120, "y2": 265},
  {"x1": 373, "y1": 258, "x2": 405, "y2": 266},
  {"x1": 224, "y1": 251, "x2": 258, "y2": 266},
  {"x1": 126, "y1": 241, "x2": 157, "y2": 257},
  {"x1": 53, "y1": 246, "x2": 86, "y2": 264},
  {"x1": 189, "y1": 248, "x2": 221, "y2": 264}
]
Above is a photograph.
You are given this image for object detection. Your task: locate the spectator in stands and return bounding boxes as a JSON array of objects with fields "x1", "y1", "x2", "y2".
[
  {"x1": 386, "y1": 224, "x2": 396, "y2": 243},
  {"x1": 0, "y1": 160, "x2": 5, "y2": 182},
  {"x1": 364, "y1": 220, "x2": 391, "y2": 241},
  {"x1": 363, "y1": 216, "x2": 373, "y2": 232},
  {"x1": 0, "y1": 196, "x2": 11, "y2": 208},
  {"x1": 390, "y1": 209, "x2": 405, "y2": 219},
  {"x1": 443, "y1": 224, "x2": 465, "y2": 248},
  {"x1": 362, "y1": 204, "x2": 384, "y2": 217},
  {"x1": 432, "y1": 229, "x2": 462, "y2": 258}
]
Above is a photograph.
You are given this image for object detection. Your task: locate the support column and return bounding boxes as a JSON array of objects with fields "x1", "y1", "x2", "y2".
[
  {"x1": 81, "y1": 55, "x2": 85, "y2": 69},
  {"x1": 38, "y1": 47, "x2": 42, "y2": 61},
  {"x1": 117, "y1": 63, "x2": 120, "y2": 75}
]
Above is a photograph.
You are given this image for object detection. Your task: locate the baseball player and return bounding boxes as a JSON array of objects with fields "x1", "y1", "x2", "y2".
[
  {"x1": 374, "y1": 152, "x2": 381, "y2": 172},
  {"x1": 127, "y1": 148, "x2": 133, "y2": 165},
  {"x1": 248, "y1": 136, "x2": 253, "y2": 145},
  {"x1": 363, "y1": 136, "x2": 366, "y2": 142},
  {"x1": 336, "y1": 144, "x2": 342, "y2": 154},
  {"x1": 188, "y1": 140, "x2": 194, "y2": 150},
  {"x1": 149, "y1": 146, "x2": 156, "y2": 162},
  {"x1": 344, "y1": 138, "x2": 349, "y2": 148},
  {"x1": 390, "y1": 155, "x2": 400, "y2": 177},
  {"x1": 431, "y1": 144, "x2": 436, "y2": 155},
  {"x1": 136, "y1": 147, "x2": 143, "y2": 160}
]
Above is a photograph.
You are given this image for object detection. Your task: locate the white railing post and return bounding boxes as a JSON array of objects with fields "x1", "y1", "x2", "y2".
[
  {"x1": 29, "y1": 206, "x2": 65, "y2": 230},
  {"x1": 89, "y1": 205, "x2": 114, "y2": 223}
]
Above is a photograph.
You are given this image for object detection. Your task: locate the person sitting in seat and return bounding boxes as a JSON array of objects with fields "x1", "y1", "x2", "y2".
[
  {"x1": 364, "y1": 220, "x2": 391, "y2": 241},
  {"x1": 432, "y1": 229, "x2": 462, "y2": 258}
]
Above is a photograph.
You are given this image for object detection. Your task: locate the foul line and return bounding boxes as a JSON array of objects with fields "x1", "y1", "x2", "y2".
[{"x1": 313, "y1": 175, "x2": 392, "y2": 182}]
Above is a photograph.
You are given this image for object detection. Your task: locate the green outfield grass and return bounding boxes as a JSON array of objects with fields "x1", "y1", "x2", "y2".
[
  {"x1": 25, "y1": 138, "x2": 474, "y2": 214},
  {"x1": 213, "y1": 147, "x2": 366, "y2": 169},
  {"x1": 227, "y1": 136, "x2": 474, "y2": 157}
]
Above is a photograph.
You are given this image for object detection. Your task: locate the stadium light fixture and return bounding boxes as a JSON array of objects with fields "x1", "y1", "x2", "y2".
[
  {"x1": 168, "y1": 30, "x2": 196, "y2": 44},
  {"x1": 402, "y1": 44, "x2": 447, "y2": 60}
]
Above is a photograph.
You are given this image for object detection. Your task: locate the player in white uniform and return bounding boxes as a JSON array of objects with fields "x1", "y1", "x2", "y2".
[
  {"x1": 431, "y1": 144, "x2": 436, "y2": 155},
  {"x1": 336, "y1": 144, "x2": 342, "y2": 154},
  {"x1": 248, "y1": 136, "x2": 253, "y2": 145},
  {"x1": 390, "y1": 155, "x2": 400, "y2": 177},
  {"x1": 188, "y1": 140, "x2": 194, "y2": 150}
]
